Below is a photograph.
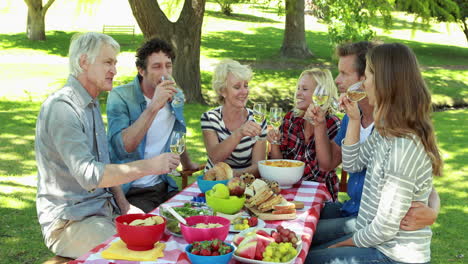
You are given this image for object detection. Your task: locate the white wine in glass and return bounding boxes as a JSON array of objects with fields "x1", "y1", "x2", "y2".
[
  {"x1": 253, "y1": 103, "x2": 267, "y2": 141},
  {"x1": 346, "y1": 81, "x2": 367, "y2": 102},
  {"x1": 269, "y1": 107, "x2": 283, "y2": 145},
  {"x1": 169, "y1": 131, "x2": 185, "y2": 174},
  {"x1": 161, "y1": 75, "x2": 185, "y2": 108}
]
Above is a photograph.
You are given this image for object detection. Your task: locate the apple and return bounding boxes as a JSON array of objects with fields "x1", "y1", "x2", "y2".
[
  {"x1": 227, "y1": 177, "x2": 246, "y2": 197},
  {"x1": 212, "y1": 183, "x2": 230, "y2": 199}
]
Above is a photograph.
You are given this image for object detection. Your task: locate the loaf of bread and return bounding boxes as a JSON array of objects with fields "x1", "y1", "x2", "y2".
[{"x1": 203, "y1": 162, "x2": 233, "y2": 181}]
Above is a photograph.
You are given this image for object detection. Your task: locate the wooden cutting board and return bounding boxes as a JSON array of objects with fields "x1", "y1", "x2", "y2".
[{"x1": 245, "y1": 205, "x2": 296, "y2": 221}]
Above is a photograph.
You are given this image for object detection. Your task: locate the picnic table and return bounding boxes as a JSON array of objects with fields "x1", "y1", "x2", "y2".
[{"x1": 71, "y1": 180, "x2": 332, "y2": 264}]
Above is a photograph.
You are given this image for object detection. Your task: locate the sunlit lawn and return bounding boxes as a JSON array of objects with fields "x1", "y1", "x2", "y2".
[{"x1": 0, "y1": 1, "x2": 467, "y2": 263}]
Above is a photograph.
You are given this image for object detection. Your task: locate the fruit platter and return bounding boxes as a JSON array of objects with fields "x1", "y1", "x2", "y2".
[
  {"x1": 229, "y1": 215, "x2": 266, "y2": 233},
  {"x1": 232, "y1": 226, "x2": 302, "y2": 264}
]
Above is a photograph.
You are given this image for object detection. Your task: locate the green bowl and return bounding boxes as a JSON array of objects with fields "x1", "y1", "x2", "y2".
[{"x1": 206, "y1": 190, "x2": 246, "y2": 214}]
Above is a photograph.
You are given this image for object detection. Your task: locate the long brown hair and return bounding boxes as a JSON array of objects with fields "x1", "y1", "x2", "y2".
[{"x1": 367, "y1": 43, "x2": 443, "y2": 176}]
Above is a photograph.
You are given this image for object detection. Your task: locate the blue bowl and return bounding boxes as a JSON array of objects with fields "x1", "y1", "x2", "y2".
[
  {"x1": 196, "y1": 175, "x2": 229, "y2": 193},
  {"x1": 185, "y1": 243, "x2": 234, "y2": 264}
]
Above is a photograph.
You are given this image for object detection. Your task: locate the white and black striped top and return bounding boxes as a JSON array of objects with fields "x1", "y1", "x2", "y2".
[
  {"x1": 342, "y1": 131, "x2": 433, "y2": 263},
  {"x1": 200, "y1": 106, "x2": 267, "y2": 171}
]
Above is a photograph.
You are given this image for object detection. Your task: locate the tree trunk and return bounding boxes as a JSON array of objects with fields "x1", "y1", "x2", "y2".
[
  {"x1": 24, "y1": 0, "x2": 55, "y2": 41},
  {"x1": 128, "y1": 0, "x2": 207, "y2": 104},
  {"x1": 461, "y1": 19, "x2": 468, "y2": 43},
  {"x1": 280, "y1": 0, "x2": 313, "y2": 58}
]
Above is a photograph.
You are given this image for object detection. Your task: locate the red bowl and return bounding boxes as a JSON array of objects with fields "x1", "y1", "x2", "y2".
[
  {"x1": 115, "y1": 214, "x2": 166, "y2": 251},
  {"x1": 180, "y1": 215, "x2": 230, "y2": 243}
]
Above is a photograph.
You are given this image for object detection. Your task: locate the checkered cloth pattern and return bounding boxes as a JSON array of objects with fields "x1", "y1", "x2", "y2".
[{"x1": 72, "y1": 180, "x2": 331, "y2": 264}]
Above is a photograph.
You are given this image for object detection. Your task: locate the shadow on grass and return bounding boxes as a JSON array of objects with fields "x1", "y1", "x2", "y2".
[
  {"x1": 0, "y1": 101, "x2": 40, "y2": 176},
  {"x1": 205, "y1": 10, "x2": 280, "y2": 23},
  {"x1": 0, "y1": 31, "x2": 145, "y2": 57},
  {"x1": 0, "y1": 187, "x2": 54, "y2": 263},
  {"x1": 370, "y1": 16, "x2": 439, "y2": 33}
]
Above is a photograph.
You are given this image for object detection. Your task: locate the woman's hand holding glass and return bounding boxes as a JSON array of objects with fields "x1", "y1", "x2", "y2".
[
  {"x1": 236, "y1": 121, "x2": 262, "y2": 138},
  {"x1": 339, "y1": 93, "x2": 360, "y2": 120},
  {"x1": 304, "y1": 104, "x2": 326, "y2": 127},
  {"x1": 305, "y1": 85, "x2": 329, "y2": 125}
]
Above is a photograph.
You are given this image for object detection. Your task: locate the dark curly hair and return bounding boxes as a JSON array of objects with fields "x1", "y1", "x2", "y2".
[
  {"x1": 335, "y1": 41, "x2": 380, "y2": 77},
  {"x1": 135, "y1": 38, "x2": 175, "y2": 71}
]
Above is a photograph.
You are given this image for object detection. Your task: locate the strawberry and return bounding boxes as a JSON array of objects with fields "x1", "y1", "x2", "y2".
[
  {"x1": 212, "y1": 239, "x2": 222, "y2": 251},
  {"x1": 191, "y1": 250, "x2": 200, "y2": 255},
  {"x1": 248, "y1": 216, "x2": 258, "y2": 227},
  {"x1": 200, "y1": 248, "x2": 211, "y2": 256},
  {"x1": 211, "y1": 251, "x2": 220, "y2": 256}
]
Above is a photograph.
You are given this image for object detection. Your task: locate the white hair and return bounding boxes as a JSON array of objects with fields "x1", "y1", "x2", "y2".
[{"x1": 68, "y1": 32, "x2": 120, "y2": 77}]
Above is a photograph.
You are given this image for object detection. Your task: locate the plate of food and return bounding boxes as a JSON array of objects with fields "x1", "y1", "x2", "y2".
[
  {"x1": 229, "y1": 216, "x2": 266, "y2": 233},
  {"x1": 232, "y1": 226, "x2": 302, "y2": 264}
]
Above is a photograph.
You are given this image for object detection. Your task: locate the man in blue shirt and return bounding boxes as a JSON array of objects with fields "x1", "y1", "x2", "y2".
[
  {"x1": 308, "y1": 41, "x2": 440, "y2": 247},
  {"x1": 107, "y1": 38, "x2": 198, "y2": 213}
]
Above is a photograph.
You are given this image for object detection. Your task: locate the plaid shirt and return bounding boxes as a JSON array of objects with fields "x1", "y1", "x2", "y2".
[{"x1": 279, "y1": 111, "x2": 341, "y2": 200}]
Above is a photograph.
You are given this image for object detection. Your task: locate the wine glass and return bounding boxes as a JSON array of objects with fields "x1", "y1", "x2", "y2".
[
  {"x1": 269, "y1": 107, "x2": 283, "y2": 145},
  {"x1": 169, "y1": 131, "x2": 186, "y2": 175},
  {"x1": 161, "y1": 74, "x2": 185, "y2": 108},
  {"x1": 305, "y1": 85, "x2": 329, "y2": 124},
  {"x1": 252, "y1": 103, "x2": 267, "y2": 141},
  {"x1": 346, "y1": 81, "x2": 367, "y2": 102}
]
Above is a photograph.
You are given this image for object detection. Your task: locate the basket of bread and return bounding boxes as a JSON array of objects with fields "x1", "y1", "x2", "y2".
[{"x1": 197, "y1": 162, "x2": 233, "y2": 193}]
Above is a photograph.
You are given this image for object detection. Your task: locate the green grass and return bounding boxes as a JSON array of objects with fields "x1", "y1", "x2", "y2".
[{"x1": 0, "y1": 1, "x2": 467, "y2": 263}]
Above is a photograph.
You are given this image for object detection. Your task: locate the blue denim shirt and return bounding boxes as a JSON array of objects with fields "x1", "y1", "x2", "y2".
[
  {"x1": 106, "y1": 75, "x2": 185, "y2": 193},
  {"x1": 334, "y1": 114, "x2": 368, "y2": 217}
]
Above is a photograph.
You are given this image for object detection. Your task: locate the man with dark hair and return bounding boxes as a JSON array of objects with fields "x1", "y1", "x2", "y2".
[
  {"x1": 307, "y1": 41, "x2": 440, "y2": 248},
  {"x1": 107, "y1": 38, "x2": 198, "y2": 213}
]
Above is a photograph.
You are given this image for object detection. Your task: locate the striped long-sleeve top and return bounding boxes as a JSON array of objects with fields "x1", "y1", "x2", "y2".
[
  {"x1": 200, "y1": 106, "x2": 267, "y2": 171},
  {"x1": 342, "y1": 130, "x2": 433, "y2": 263}
]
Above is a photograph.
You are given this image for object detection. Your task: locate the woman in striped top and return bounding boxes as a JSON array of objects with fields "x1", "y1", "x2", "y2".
[
  {"x1": 306, "y1": 43, "x2": 442, "y2": 264},
  {"x1": 201, "y1": 59, "x2": 267, "y2": 176}
]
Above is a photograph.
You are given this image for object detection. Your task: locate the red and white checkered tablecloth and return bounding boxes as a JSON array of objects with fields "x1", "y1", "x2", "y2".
[{"x1": 71, "y1": 180, "x2": 331, "y2": 264}]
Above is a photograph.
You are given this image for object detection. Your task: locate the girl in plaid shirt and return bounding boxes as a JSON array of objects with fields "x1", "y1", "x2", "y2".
[{"x1": 267, "y1": 68, "x2": 341, "y2": 200}]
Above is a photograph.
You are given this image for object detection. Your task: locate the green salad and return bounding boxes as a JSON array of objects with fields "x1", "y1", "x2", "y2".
[{"x1": 161, "y1": 203, "x2": 212, "y2": 234}]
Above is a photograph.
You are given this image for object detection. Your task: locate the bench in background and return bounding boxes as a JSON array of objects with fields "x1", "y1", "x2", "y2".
[{"x1": 102, "y1": 25, "x2": 135, "y2": 44}]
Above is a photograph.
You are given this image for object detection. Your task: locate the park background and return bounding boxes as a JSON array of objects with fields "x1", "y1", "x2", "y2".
[{"x1": 0, "y1": 0, "x2": 466, "y2": 263}]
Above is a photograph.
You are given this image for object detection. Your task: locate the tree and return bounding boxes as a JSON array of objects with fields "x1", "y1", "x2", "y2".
[
  {"x1": 397, "y1": 0, "x2": 467, "y2": 42},
  {"x1": 280, "y1": 0, "x2": 313, "y2": 58},
  {"x1": 24, "y1": 0, "x2": 56, "y2": 40},
  {"x1": 128, "y1": 0, "x2": 206, "y2": 104},
  {"x1": 313, "y1": 0, "x2": 393, "y2": 46},
  {"x1": 215, "y1": 0, "x2": 245, "y2": 16}
]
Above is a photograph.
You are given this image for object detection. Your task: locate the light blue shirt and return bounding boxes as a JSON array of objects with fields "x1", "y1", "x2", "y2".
[{"x1": 106, "y1": 75, "x2": 185, "y2": 193}]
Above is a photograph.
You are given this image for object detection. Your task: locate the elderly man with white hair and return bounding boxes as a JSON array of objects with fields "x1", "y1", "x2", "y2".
[{"x1": 35, "y1": 32, "x2": 180, "y2": 258}]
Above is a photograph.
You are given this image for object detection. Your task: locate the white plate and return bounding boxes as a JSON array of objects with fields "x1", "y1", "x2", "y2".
[
  {"x1": 232, "y1": 227, "x2": 302, "y2": 264},
  {"x1": 229, "y1": 218, "x2": 266, "y2": 233}
]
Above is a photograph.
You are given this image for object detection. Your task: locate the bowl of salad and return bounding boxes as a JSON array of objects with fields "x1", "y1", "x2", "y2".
[{"x1": 160, "y1": 203, "x2": 213, "y2": 236}]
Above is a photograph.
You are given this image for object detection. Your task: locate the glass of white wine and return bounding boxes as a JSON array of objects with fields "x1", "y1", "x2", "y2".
[
  {"x1": 305, "y1": 85, "x2": 329, "y2": 124},
  {"x1": 169, "y1": 131, "x2": 186, "y2": 175},
  {"x1": 269, "y1": 107, "x2": 283, "y2": 145},
  {"x1": 252, "y1": 103, "x2": 267, "y2": 141},
  {"x1": 161, "y1": 75, "x2": 185, "y2": 108},
  {"x1": 346, "y1": 81, "x2": 367, "y2": 102}
]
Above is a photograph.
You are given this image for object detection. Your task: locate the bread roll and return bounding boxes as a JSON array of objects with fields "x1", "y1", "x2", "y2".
[{"x1": 215, "y1": 162, "x2": 233, "y2": 180}]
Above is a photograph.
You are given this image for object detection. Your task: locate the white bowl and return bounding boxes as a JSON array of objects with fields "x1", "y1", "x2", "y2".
[{"x1": 258, "y1": 159, "x2": 305, "y2": 188}]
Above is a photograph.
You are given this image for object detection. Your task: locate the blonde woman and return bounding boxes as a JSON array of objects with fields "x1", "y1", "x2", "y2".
[
  {"x1": 201, "y1": 59, "x2": 267, "y2": 177},
  {"x1": 306, "y1": 43, "x2": 442, "y2": 264},
  {"x1": 267, "y1": 68, "x2": 340, "y2": 200}
]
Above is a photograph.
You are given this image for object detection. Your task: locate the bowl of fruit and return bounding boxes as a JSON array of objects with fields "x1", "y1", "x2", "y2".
[
  {"x1": 180, "y1": 215, "x2": 231, "y2": 243},
  {"x1": 185, "y1": 240, "x2": 234, "y2": 264},
  {"x1": 115, "y1": 214, "x2": 166, "y2": 251},
  {"x1": 206, "y1": 181, "x2": 246, "y2": 214},
  {"x1": 232, "y1": 226, "x2": 302, "y2": 264},
  {"x1": 160, "y1": 203, "x2": 213, "y2": 236}
]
